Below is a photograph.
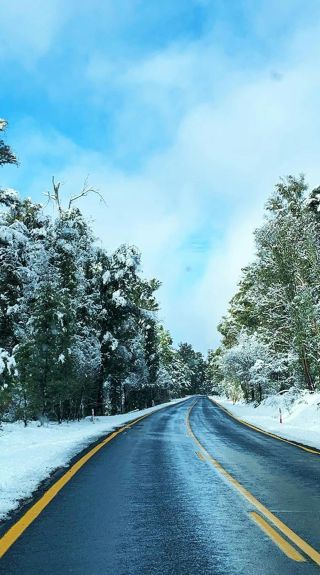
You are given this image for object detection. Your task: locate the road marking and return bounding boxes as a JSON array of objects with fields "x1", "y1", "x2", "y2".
[
  {"x1": 0, "y1": 400, "x2": 189, "y2": 559},
  {"x1": 0, "y1": 416, "x2": 143, "y2": 559},
  {"x1": 195, "y1": 450, "x2": 206, "y2": 462},
  {"x1": 209, "y1": 397, "x2": 320, "y2": 455},
  {"x1": 186, "y1": 401, "x2": 320, "y2": 566},
  {"x1": 250, "y1": 512, "x2": 305, "y2": 562}
]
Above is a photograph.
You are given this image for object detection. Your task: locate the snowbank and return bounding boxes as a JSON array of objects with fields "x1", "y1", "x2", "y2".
[
  {"x1": 0, "y1": 398, "x2": 188, "y2": 521},
  {"x1": 212, "y1": 390, "x2": 320, "y2": 450}
]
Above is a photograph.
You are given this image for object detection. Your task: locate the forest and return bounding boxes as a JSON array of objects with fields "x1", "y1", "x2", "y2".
[
  {"x1": 3, "y1": 113, "x2": 319, "y2": 420},
  {"x1": 0, "y1": 119, "x2": 209, "y2": 424},
  {"x1": 210, "y1": 175, "x2": 320, "y2": 403}
]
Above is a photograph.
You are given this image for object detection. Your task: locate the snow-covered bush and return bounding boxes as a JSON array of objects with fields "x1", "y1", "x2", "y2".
[{"x1": 218, "y1": 332, "x2": 297, "y2": 403}]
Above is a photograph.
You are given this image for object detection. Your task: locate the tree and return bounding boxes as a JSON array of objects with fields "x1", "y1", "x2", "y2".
[
  {"x1": 0, "y1": 140, "x2": 202, "y2": 422},
  {"x1": 177, "y1": 343, "x2": 207, "y2": 394},
  {"x1": 0, "y1": 119, "x2": 17, "y2": 167},
  {"x1": 217, "y1": 176, "x2": 320, "y2": 401},
  {"x1": 206, "y1": 349, "x2": 224, "y2": 395},
  {"x1": 0, "y1": 348, "x2": 17, "y2": 424}
]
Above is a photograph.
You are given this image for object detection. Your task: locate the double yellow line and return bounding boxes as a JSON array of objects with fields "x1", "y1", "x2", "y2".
[
  {"x1": 186, "y1": 401, "x2": 320, "y2": 566},
  {"x1": 2, "y1": 397, "x2": 319, "y2": 567}
]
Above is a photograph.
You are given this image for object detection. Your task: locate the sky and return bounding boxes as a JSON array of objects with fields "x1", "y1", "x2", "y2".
[{"x1": 1, "y1": 0, "x2": 320, "y2": 353}]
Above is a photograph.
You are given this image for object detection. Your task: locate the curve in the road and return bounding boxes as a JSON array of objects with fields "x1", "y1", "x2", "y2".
[
  {"x1": 1, "y1": 396, "x2": 320, "y2": 575},
  {"x1": 186, "y1": 399, "x2": 320, "y2": 567},
  {"x1": 210, "y1": 398, "x2": 320, "y2": 455}
]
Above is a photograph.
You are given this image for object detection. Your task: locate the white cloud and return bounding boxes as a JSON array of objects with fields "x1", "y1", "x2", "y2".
[
  {"x1": 0, "y1": 0, "x2": 71, "y2": 65},
  {"x1": 82, "y1": 23, "x2": 320, "y2": 351},
  {"x1": 4, "y1": 10, "x2": 320, "y2": 353}
]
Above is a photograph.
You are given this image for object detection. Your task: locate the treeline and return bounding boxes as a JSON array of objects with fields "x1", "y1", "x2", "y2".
[
  {"x1": 210, "y1": 176, "x2": 320, "y2": 403},
  {"x1": 0, "y1": 119, "x2": 209, "y2": 424}
]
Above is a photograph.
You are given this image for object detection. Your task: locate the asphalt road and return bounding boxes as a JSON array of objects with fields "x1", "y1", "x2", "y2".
[{"x1": 1, "y1": 396, "x2": 320, "y2": 574}]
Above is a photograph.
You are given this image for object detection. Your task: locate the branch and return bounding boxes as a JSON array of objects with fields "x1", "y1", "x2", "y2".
[
  {"x1": 43, "y1": 177, "x2": 63, "y2": 214},
  {"x1": 68, "y1": 176, "x2": 106, "y2": 209},
  {"x1": 43, "y1": 176, "x2": 106, "y2": 214}
]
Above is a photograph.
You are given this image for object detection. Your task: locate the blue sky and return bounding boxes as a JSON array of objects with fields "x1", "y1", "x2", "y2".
[{"x1": 1, "y1": 0, "x2": 320, "y2": 351}]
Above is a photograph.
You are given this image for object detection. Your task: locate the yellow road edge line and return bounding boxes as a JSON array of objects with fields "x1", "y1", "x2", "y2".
[
  {"x1": 209, "y1": 397, "x2": 319, "y2": 455},
  {"x1": 250, "y1": 512, "x2": 306, "y2": 562},
  {"x1": 195, "y1": 450, "x2": 206, "y2": 462},
  {"x1": 0, "y1": 400, "x2": 189, "y2": 559},
  {"x1": 0, "y1": 417, "x2": 144, "y2": 559},
  {"x1": 186, "y1": 402, "x2": 320, "y2": 566}
]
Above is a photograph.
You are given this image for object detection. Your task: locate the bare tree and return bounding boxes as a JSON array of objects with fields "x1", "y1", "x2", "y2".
[{"x1": 44, "y1": 176, "x2": 105, "y2": 213}]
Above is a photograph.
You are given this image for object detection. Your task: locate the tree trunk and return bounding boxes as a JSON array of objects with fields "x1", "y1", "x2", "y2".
[
  {"x1": 301, "y1": 347, "x2": 315, "y2": 391},
  {"x1": 95, "y1": 367, "x2": 104, "y2": 415}
]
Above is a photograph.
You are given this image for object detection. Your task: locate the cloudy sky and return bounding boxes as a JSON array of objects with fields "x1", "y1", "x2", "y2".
[{"x1": 1, "y1": 0, "x2": 320, "y2": 352}]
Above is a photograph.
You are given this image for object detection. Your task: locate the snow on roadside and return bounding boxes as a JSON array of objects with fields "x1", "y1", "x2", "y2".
[
  {"x1": 212, "y1": 390, "x2": 320, "y2": 450},
  {"x1": 0, "y1": 398, "x2": 188, "y2": 521}
]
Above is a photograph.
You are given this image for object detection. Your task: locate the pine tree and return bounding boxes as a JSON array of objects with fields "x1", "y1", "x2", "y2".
[
  {"x1": 0, "y1": 131, "x2": 204, "y2": 421},
  {"x1": 177, "y1": 343, "x2": 207, "y2": 394},
  {"x1": 99, "y1": 245, "x2": 143, "y2": 414}
]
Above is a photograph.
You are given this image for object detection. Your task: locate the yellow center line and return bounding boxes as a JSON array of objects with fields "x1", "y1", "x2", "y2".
[
  {"x1": 186, "y1": 401, "x2": 320, "y2": 566},
  {"x1": 195, "y1": 450, "x2": 206, "y2": 462},
  {"x1": 250, "y1": 512, "x2": 305, "y2": 562}
]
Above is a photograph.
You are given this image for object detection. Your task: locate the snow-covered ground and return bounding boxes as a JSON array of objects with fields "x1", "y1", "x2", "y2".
[
  {"x1": 0, "y1": 398, "x2": 188, "y2": 521},
  {"x1": 212, "y1": 390, "x2": 320, "y2": 450}
]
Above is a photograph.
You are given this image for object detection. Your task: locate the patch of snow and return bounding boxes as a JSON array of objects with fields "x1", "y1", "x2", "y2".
[
  {"x1": 102, "y1": 270, "x2": 111, "y2": 284},
  {"x1": 212, "y1": 390, "x2": 320, "y2": 450},
  {"x1": 0, "y1": 223, "x2": 28, "y2": 245},
  {"x1": 0, "y1": 349, "x2": 16, "y2": 377},
  {"x1": 112, "y1": 290, "x2": 126, "y2": 307},
  {"x1": 6, "y1": 304, "x2": 20, "y2": 316},
  {"x1": 0, "y1": 397, "x2": 188, "y2": 520},
  {"x1": 102, "y1": 332, "x2": 118, "y2": 350},
  {"x1": 0, "y1": 188, "x2": 18, "y2": 201}
]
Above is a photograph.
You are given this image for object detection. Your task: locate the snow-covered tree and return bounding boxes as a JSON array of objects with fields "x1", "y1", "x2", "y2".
[
  {"x1": 0, "y1": 128, "x2": 204, "y2": 421},
  {"x1": 216, "y1": 176, "x2": 320, "y2": 400},
  {"x1": 0, "y1": 119, "x2": 17, "y2": 167},
  {"x1": 218, "y1": 332, "x2": 296, "y2": 402},
  {"x1": 0, "y1": 348, "x2": 17, "y2": 423}
]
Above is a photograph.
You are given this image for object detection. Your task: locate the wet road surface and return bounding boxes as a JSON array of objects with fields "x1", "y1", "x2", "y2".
[{"x1": 1, "y1": 396, "x2": 320, "y2": 574}]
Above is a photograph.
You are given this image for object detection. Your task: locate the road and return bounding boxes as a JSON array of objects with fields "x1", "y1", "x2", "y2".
[{"x1": 1, "y1": 396, "x2": 320, "y2": 574}]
